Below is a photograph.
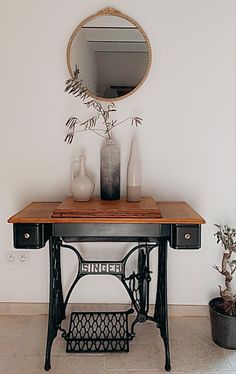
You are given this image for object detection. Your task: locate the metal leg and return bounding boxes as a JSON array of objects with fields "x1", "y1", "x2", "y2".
[
  {"x1": 154, "y1": 240, "x2": 171, "y2": 371},
  {"x1": 44, "y1": 238, "x2": 65, "y2": 371}
]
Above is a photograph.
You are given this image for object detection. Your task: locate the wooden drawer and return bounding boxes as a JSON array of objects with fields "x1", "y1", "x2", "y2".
[
  {"x1": 170, "y1": 224, "x2": 201, "y2": 249},
  {"x1": 13, "y1": 224, "x2": 51, "y2": 249}
]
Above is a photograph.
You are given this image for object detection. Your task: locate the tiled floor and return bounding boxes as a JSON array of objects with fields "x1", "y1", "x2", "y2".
[{"x1": 0, "y1": 314, "x2": 236, "y2": 373}]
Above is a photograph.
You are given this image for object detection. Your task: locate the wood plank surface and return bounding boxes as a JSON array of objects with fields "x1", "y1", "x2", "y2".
[
  {"x1": 8, "y1": 202, "x2": 59, "y2": 223},
  {"x1": 52, "y1": 196, "x2": 162, "y2": 218},
  {"x1": 8, "y1": 199, "x2": 205, "y2": 224}
]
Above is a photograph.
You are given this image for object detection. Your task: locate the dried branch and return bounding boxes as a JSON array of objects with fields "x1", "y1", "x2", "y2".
[
  {"x1": 105, "y1": 116, "x2": 143, "y2": 134},
  {"x1": 64, "y1": 68, "x2": 142, "y2": 143}
]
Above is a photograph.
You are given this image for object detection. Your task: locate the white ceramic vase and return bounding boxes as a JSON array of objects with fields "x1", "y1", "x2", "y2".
[
  {"x1": 127, "y1": 139, "x2": 141, "y2": 202},
  {"x1": 70, "y1": 156, "x2": 95, "y2": 201}
]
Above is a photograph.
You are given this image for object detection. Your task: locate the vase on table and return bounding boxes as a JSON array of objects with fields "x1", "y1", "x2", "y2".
[
  {"x1": 70, "y1": 156, "x2": 95, "y2": 201},
  {"x1": 100, "y1": 138, "x2": 120, "y2": 200},
  {"x1": 127, "y1": 139, "x2": 141, "y2": 202}
]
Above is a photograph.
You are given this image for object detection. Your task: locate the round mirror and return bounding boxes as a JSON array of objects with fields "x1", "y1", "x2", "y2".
[{"x1": 67, "y1": 8, "x2": 152, "y2": 101}]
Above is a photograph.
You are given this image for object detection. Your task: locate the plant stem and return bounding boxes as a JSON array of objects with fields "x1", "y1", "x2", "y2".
[
  {"x1": 71, "y1": 128, "x2": 109, "y2": 139},
  {"x1": 106, "y1": 117, "x2": 134, "y2": 132}
]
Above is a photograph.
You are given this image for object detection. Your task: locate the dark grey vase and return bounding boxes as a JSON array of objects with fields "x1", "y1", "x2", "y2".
[
  {"x1": 100, "y1": 139, "x2": 120, "y2": 200},
  {"x1": 209, "y1": 297, "x2": 236, "y2": 349}
]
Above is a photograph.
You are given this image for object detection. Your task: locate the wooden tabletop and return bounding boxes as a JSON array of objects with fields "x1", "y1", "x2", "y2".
[{"x1": 8, "y1": 198, "x2": 205, "y2": 224}]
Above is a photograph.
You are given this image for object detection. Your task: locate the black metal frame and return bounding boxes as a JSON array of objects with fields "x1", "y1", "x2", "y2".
[
  {"x1": 44, "y1": 233, "x2": 171, "y2": 372},
  {"x1": 66, "y1": 309, "x2": 133, "y2": 353}
]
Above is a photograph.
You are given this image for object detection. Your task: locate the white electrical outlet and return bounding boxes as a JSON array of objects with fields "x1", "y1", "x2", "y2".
[
  {"x1": 4, "y1": 251, "x2": 30, "y2": 265},
  {"x1": 5, "y1": 251, "x2": 16, "y2": 264}
]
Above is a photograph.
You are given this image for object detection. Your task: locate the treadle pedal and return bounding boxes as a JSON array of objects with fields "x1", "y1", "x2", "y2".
[{"x1": 66, "y1": 309, "x2": 133, "y2": 353}]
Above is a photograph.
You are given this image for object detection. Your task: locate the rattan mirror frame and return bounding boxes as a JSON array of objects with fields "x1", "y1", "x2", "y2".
[{"x1": 66, "y1": 7, "x2": 152, "y2": 102}]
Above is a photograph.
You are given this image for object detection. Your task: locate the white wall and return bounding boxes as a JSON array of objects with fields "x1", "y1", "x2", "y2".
[{"x1": 0, "y1": 0, "x2": 235, "y2": 305}]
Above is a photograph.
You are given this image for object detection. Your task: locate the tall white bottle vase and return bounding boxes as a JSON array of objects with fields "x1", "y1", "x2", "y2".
[
  {"x1": 70, "y1": 156, "x2": 95, "y2": 201},
  {"x1": 127, "y1": 139, "x2": 141, "y2": 202}
]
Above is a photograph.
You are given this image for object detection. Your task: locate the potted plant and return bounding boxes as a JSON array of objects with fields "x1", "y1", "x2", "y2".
[{"x1": 209, "y1": 224, "x2": 236, "y2": 349}]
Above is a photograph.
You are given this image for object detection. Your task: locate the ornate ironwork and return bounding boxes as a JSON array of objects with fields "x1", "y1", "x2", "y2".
[
  {"x1": 60, "y1": 242, "x2": 157, "y2": 315},
  {"x1": 66, "y1": 309, "x2": 134, "y2": 353},
  {"x1": 44, "y1": 238, "x2": 171, "y2": 372}
]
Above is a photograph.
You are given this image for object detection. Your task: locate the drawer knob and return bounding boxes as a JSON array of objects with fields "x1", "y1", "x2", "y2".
[
  {"x1": 24, "y1": 233, "x2": 30, "y2": 239},
  {"x1": 185, "y1": 233, "x2": 191, "y2": 240}
]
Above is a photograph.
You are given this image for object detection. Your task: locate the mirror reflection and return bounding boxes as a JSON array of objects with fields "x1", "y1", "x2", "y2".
[{"x1": 68, "y1": 13, "x2": 151, "y2": 100}]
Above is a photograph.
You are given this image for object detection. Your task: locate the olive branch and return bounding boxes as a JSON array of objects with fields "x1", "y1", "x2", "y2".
[{"x1": 64, "y1": 68, "x2": 142, "y2": 143}]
